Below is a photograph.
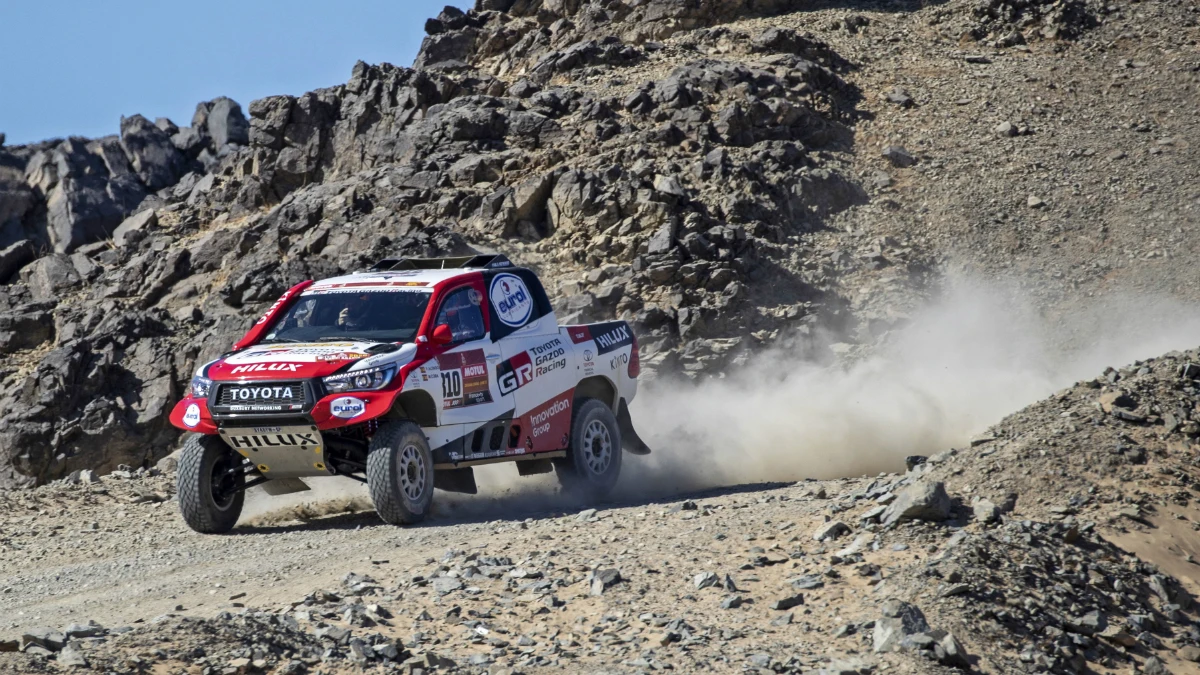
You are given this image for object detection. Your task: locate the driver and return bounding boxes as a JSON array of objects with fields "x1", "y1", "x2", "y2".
[
  {"x1": 337, "y1": 293, "x2": 373, "y2": 330},
  {"x1": 440, "y1": 289, "x2": 485, "y2": 341}
]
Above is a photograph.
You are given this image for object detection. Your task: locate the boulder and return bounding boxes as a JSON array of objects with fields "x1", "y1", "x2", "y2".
[
  {"x1": 972, "y1": 498, "x2": 1000, "y2": 523},
  {"x1": 881, "y1": 481, "x2": 951, "y2": 527},
  {"x1": 204, "y1": 97, "x2": 250, "y2": 147},
  {"x1": 120, "y1": 114, "x2": 187, "y2": 190},
  {"x1": 19, "y1": 253, "x2": 81, "y2": 301},
  {"x1": 873, "y1": 600, "x2": 930, "y2": 653},
  {"x1": 31, "y1": 139, "x2": 134, "y2": 252},
  {"x1": 113, "y1": 209, "x2": 158, "y2": 247},
  {"x1": 0, "y1": 239, "x2": 34, "y2": 282},
  {"x1": 813, "y1": 520, "x2": 851, "y2": 541},
  {"x1": 0, "y1": 307, "x2": 54, "y2": 353}
]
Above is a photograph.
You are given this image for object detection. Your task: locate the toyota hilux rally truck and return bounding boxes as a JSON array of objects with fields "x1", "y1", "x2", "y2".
[{"x1": 168, "y1": 255, "x2": 649, "y2": 533}]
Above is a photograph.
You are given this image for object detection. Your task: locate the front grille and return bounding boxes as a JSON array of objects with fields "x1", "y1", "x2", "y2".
[{"x1": 215, "y1": 381, "x2": 308, "y2": 413}]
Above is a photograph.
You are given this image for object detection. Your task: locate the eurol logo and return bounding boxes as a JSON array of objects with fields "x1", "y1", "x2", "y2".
[
  {"x1": 490, "y1": 273, "x2": 532, "y2": 327},
  {"x1": 230, "y1": 363, "x2": 303, "y2": 374},
  {"x1": 183, "y1": 403, "x2": 201, "y2": 428},
  {"x1": 331, "y1": 396, "x2": 366, "y2": 419}
]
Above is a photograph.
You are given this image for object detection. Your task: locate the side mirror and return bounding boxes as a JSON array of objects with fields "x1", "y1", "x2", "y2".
[{"x1": 431, "y1": 324, "x2": 454, "y2": 345}]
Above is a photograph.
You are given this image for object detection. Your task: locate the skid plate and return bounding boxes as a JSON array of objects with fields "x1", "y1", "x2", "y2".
[{"x1": 218, "y1": 424, "x2": 334, "y2": 479}]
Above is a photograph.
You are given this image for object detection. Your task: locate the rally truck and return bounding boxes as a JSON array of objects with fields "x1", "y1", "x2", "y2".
[{"x1": 167, "y1": 254, "x2": 649, "y2": 533}]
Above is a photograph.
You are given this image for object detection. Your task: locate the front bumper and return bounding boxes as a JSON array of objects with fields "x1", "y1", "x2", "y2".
[{"x1": 169, "y1": 380, "x2": 401, "y2": 433}]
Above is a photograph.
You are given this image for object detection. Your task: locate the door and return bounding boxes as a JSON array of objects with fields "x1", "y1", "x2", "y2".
[
  {"x1": 425, "y1": 284, "x2": 512, "y2": 428},
  {"x1": 489, "y1": 271, "x2": 576, "y2": 454}
]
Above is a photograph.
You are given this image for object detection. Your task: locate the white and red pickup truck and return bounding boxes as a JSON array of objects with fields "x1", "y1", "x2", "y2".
[{"x1": 168, "y1": 254, "x2": 649, "y2": 533}]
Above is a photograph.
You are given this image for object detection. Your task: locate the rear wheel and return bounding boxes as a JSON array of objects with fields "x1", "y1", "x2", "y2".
[
  {"x1": 367, "y1": 421, "x2": 435, "y2": 525},
  {"x1": 556, "y1": 398, "x2": 622, "y2": 500},
  {"x1": 178, "y1": 434, "x2": 245, "y2": 534}
]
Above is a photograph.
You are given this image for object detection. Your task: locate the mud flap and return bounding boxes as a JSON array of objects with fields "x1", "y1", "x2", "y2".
[
  {"x1": 617, "y1": 399, "x2": 651, "y2": 455},
  {"x1": 435, "y1": 467, "x2": 478, "y2": 494}
]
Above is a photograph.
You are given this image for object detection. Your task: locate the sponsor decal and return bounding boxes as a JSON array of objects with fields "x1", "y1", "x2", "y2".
[
  {"x1": 226, "y1": 385, "x2": 297, "y2": 401},
  {"x1": 183, "y1": 404, "x2": 201, "y2": 428},
  {"x1": 330, "y1": 396, "x2": 366, "y2": 419},
  {"x1": 435, "y1": 349, "x2": 493, "y2": 408},
  {"x1": 496, "y1": 337, "x2": 569, "y2": 395},
  {"x1": 252, "y1": 426, "x2": 282, "y2": 433},
  {"x1": 592, "y1": 322, "x2": 633, "y2": 355},
  {"x1": 516, "y1": 393, "x2": 573, "y2": 454},
  {"x1": 318, "y1": 352, "x2": 369, "y2": 362},
  {"x1": 307, "y1": 287, "x2": 428, "y2": 295},
  {"x1": 225, "y1": 431, "x2": 320, "y2": 449},
  {"x1": 567, "y1": 322, "x2": 634, "y2": 356},
  {"x1": 497, "y1": 351, "x2": 534, "y2": 395},
  {"x1": 610, "y1": 352, "x2": 629, "y2": 370},
  {"x1": 584, "y1": 349, "x2": 593, "y2": 361},
  {"x1": 490, "y1": 273, "x2": 533, "y2": 327},
  {"x1": 231, "y1": 363, "x2": 303, "y2": 374}
]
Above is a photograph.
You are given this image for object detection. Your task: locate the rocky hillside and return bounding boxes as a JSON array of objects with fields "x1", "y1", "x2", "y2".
[{"x1": 0, "y1": 0, "x2": 1195, "y2": 498}]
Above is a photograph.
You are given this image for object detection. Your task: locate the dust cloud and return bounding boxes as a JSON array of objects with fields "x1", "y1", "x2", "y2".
[
  {"x1": 236, "y1": 282, "x2": 1200, "y2": 526},
  {"x1": 240, "y1": 477, "x2": 372, "y2": 525},
  {"x1": 622, "y1": 282, "x2": 1200, "y2": 495}
]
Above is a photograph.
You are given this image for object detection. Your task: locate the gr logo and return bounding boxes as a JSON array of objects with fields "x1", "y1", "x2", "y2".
[{"x1": 497, "y1": 351, "x2": 534, "y2": 395}]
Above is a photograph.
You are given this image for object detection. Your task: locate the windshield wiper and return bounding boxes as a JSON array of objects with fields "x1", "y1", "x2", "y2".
[
  {"x1": 316, "y1": 336, "x2": 368, "y2": 342},
  {"x1": 259, "y1": 337, "x2": 305, "y2": 344}
]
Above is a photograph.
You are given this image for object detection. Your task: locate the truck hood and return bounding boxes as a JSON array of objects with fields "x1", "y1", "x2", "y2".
[{"x1": 206, "y1": 341, "x2": 406, "y2": 381}]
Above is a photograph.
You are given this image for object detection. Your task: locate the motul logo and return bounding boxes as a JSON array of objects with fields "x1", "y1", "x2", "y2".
[{"x1": 231, "y1": 363, "x2": 302, "y2": 374}]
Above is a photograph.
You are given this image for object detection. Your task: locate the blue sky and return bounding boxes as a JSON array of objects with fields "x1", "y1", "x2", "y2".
[{"x1": 0, "y1": 0, "x2": 470, "y2": 145}]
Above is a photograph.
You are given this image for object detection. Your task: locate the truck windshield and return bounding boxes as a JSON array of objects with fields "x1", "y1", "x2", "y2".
[{"x1": 262, "y1": 290, "x2": 432, "y2": 344}]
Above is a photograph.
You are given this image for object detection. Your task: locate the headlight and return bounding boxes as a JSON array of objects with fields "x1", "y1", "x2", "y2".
[
  {"x1": 323, "y1": 365, "x2": 397, "y2": 393},
  {"x1": 190, "y1": 376, "x2": 212, "y2": 398}
]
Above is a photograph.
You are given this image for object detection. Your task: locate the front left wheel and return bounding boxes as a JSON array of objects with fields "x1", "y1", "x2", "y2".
[
  {"x1": 367, "y1": 421, "x2": 435, "y2": 525},
  {"x1": 178, "y1": 434, "x2": 246, "y2": 534}
]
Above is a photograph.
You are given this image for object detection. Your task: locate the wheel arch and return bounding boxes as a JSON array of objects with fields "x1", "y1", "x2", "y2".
[
  {"x1": 574, "y1": 375, "x2": 618, "y2": 410},
  {"x1": 389, "y1": 390, "x2": 439, "y2": 427}
]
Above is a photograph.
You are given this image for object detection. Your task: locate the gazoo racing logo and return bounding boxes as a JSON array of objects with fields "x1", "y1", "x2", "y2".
[
  {"x1": 230, "y1": 363, "x2": 303, "y2": 375},
  {"x1": 490, "y1": 273, "x2": 532, "y2": 327}
]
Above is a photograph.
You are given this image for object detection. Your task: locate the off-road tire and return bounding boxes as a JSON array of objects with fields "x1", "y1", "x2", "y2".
[
  {"x1": 178, "y1": 434, "x2": 245, "y2": 534},
  {"x1": 556, "y1": 398, "x2": 623, "y2": 500},
  {"x1": 367, "y1": 421, "x2": 435, "y2": 526}
]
